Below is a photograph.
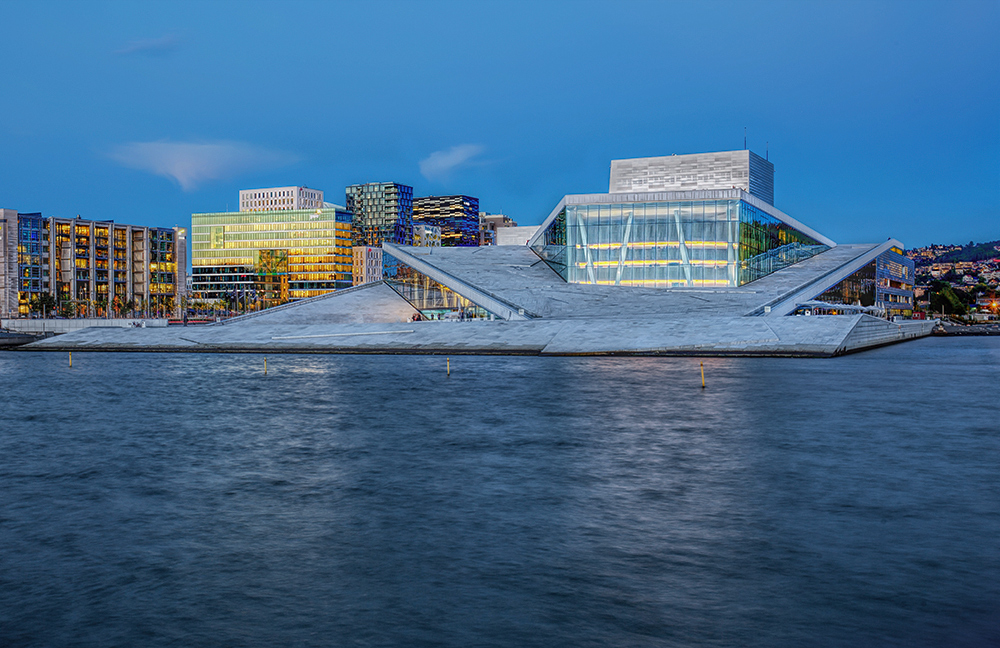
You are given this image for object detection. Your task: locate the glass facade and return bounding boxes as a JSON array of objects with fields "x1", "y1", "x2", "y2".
[
  {"x1": 813, "y1": 260, "x2": 877, "y2": 310},
  {"x1": 191, "y1": 208, "x2": 353, "y2": 304},
  {"x1": 345, "y1": 182, "x2": 413, "y2": 247},
  {"x1": 15, "y1": 213, "x2": 46, "y2": 315},
  {"x1": 532, "y1": 199, "x2": 827, "y2": 288},
  {"x1": 412, "y1": 195, "x2": 480, "y2": 247},
  {"x1": 382, "y1": 251, "x2": 495, "y2": 320},
  {"x1": 811, "y1": 247, "x2": 914, "y2": 317}
]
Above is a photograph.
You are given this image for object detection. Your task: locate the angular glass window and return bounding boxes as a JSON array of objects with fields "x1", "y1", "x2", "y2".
[
  {"x1": 813, "y1": 260, "x2": 877, "y2": 309},
  {"x1": 383, "y1": 252, "x2": 496, "y2": 320},
  {"x1": 530, "y1": 207, "x2": 567, "y2": 281}
]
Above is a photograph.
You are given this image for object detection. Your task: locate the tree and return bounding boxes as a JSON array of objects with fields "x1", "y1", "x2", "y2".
[
  {"x1": 29, "y1": 293, "x2": 58, "y2": 318},
  {"x1": 58, "y1": 297, "x2": 74, "y2": 318},
  {"x1": 929, "y1": 284, "x2": 968, "y2": 315}
]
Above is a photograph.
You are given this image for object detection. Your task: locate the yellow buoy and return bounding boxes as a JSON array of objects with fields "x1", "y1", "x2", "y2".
[{"x1": 700, "y1": 362, "x2": 705, "y2": 389}]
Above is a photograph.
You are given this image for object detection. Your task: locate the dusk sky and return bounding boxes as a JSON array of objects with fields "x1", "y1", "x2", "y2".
[{"x1": 1, "y1": 0, "x2": 996, "y2": 248}]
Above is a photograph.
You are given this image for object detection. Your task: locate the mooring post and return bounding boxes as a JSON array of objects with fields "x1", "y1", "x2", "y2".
[
  {"x1": 700, "y1": 362, "x2": 705, "y2": 389},
  {"x1": 447, "y1": 357, "x2": 450, "y2": 376}
]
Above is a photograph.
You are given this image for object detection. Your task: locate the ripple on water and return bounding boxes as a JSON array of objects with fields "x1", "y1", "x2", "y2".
[{"x1": 0, "y1": 338, "x2": 998, "y2": 648}]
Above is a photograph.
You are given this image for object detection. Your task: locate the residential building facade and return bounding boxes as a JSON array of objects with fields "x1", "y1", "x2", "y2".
[
  {"x1": 496, "y1": 226, "x2": 540, "y2": 246},
  {"x1": 345, "y1": 182, "x2": 413, "y2": 247},
  {"x1": 413, "y1": 223, "x2": 442, "y2": 247},
  {"x1": 352, "y1": 246, "x2": 383, "y2": 285},
  {"x1": 0, "y1": 209, "x2": 184, "y2": 318}
]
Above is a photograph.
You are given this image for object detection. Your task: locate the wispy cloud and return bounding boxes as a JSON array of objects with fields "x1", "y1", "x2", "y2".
[
  {"x1": 419, "y1": 144, "x2": 485, "y2": 182},
  {"x1": 108, "y1": 140, "x2": 299, "y2": 191},
  {"x1": 115, "y1": 34, "x2": 181, "y2": 57}
]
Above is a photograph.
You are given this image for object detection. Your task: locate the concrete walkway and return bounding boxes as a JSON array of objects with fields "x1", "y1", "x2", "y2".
[{"x1": 23, "y1": 313, "x2": 936, "y2": 357}]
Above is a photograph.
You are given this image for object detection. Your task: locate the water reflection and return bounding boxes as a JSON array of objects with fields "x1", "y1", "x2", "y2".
[{"x1": 0, "y1": 341, "x2": 998, "y2": 647}]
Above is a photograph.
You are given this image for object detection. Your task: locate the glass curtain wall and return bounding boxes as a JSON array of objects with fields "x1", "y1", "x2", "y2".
[
  {"x1": 191, "y1": 209, "x2": 353, "y2": 301},
  {"x1": 15, "y1": 214, "x2": 46, "y2": 315},
  {"x1": 808, "y1": 249, "x2": 914, "y2": 318},
  {"x1": 531, "y1": 199, "x2": 827, "y2": 288},
  {"x1": 813, "y1": 260, "x2": 877, "y2": 310},
  {"x1": 532, "y1": 208, "x2": 568, "y2": 280},
  {"x1": 737, "y1": 202, "x2": 828, "y2": 284},
  {"x1": 383, "y1": 252, "x2": 495, "y2": 320},
  {"x1": 875, "y1": 248, "x2": 914, "y2": 318}
]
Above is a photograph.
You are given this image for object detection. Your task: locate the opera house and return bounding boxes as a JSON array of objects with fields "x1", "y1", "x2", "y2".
[{"x1": 29, "y1": 150, "x2": 934, "y2": 356}]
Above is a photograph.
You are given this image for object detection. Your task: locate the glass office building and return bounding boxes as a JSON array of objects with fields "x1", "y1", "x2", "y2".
[
  {"x1": 531, "y1": 195, "x2": 829, "y2": 288},
  {"x1": 191, "y1": 207, "x2": 353, "y2": 305},
  {"x1": 413, "y1": 195, "x2": 480, "y2": 247}
]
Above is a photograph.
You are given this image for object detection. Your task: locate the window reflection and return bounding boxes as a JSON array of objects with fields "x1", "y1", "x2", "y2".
[
  {"x1": 383, "y1": 252, "x2": 496, "y2": 320},
  {"x1": 532, "y1": 199, "x2": 827, "y2": 288},
  {"x1": 811, "y1": 249, "x2": 914, "y2": 318}
]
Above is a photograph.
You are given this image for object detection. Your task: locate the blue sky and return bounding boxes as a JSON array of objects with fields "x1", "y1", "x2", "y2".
[{"x1": 1, "y1": 0, "x2": 996, "y2": 247}]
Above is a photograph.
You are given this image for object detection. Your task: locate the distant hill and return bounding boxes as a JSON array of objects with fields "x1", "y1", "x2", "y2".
[{"x1": 935, "y1": 240, "x2": 1000, "y2": 263}]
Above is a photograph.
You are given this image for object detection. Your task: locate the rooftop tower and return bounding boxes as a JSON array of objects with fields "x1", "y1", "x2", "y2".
[{"x1": 609, "y1": 150, "x2": 774, "y2": 206}]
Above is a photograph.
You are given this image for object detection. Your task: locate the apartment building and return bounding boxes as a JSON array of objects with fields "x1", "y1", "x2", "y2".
[{"x1": 0, "y1": 209, "x2": 185, "y2": 318}]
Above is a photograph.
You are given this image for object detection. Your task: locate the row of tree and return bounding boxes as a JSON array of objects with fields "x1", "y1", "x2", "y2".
[
  {"x1": 25, "y1": 293, "x2": 281, "y2": 320},
  {"x1": 26, "y1": 293, "x2": 175, "y2": 319}
]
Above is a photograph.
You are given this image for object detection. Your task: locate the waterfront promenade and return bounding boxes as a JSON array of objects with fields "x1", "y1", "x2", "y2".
[
  {"x1": 20, "y1": 243, "x2": 936, "y2": 357},
  {"x1": 21, "y1": 308, "x2": 934, "y2": 357}
]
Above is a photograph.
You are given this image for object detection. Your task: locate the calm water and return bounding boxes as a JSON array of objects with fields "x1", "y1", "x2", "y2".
[{"x1": 1, "y1": 338, "x2": 999, "y2": 648}]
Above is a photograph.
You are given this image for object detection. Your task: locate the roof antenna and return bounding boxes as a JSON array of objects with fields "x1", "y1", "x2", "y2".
[
  {"x1": 766, "y1": 141, "x2": 769, "y2": 160},
  {"x1": 744, "y1": 127, "x2": 747, "y2": 150}
]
